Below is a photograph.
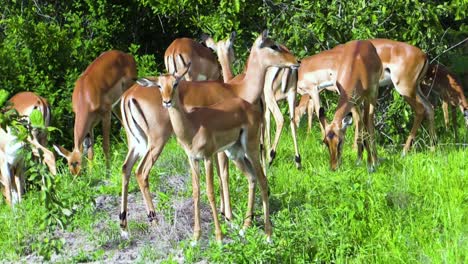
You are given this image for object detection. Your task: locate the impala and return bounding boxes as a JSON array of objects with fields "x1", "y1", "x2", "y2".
[
  {"x1": 421, "y1": 63, "x2": 468, "y2": 141},
  {"x1": 319, "y1": 40, "x2": 382, "y2": 171},
  {"x1": 165, "y1": 34, "x2": 233, "y2": 81},
  {"x1": 1, "y1": 92, "x2": 56, "y2": 206},
  {"x1": 119, "y1": 34, "x2": 236, "y2": 234},
  {"x1": 263, "y1": 64, "x2": 302, "y2": 168},
  {"x1": 138, "y1": 31, "x2": 299, "y2": 242},
  {"x1": 223, "y1": 45, "x2": 303, "y2": 168},
  {"x1": 171, "y1": 31, "x2": 297, "y2": 223},
  {"x1": 298, "y1": 39, "x2": 435, "y2": 154},
  {"x1": 54, "y1": 50, "x2": 137, "y2": 175}
]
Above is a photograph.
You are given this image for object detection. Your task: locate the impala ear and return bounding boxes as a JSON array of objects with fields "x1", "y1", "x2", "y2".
[
  {"x1": 201, "y1": 34, "x2": 216, "y2": 51},
  {"x1": 53, "y1": 144, "x2": 70, "y2": 159},
  {"x1": 261, "y1": 29, "x2": 269, "y2": 40},
  {"x1": 137, "y1": 78, "x2": 156, "y2": 87},
  {"x1": 342, "y1": 112, "x2": 353, "y2": 129}
]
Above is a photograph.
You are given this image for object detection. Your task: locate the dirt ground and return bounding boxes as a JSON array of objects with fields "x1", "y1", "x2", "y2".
[{"x1": 22, "y1": 174, "x2": 215, "y2": 263}]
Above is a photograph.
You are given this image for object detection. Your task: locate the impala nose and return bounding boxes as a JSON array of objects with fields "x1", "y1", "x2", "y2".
[{"x1": 163, "y1": 100, "x2": 172, "y2": 108}]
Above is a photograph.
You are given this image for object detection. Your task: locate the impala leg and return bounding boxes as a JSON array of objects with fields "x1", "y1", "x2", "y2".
[
  {"x1": 442, "y1": 100, "x2": 450, "y2": 130},
  {"x1": 353, "y1": 107, "x2": 364, "y2": 165},
  {"x1": 204, "y1": 157, "x2": 222, "y2": 242},
  {"x1": 294, "y1": 94, "x2": 309, "y2": 128},
  {"x1": 266, "y1": 94, "x2": 284, "y2": 166},
  {"x1": 369, "y1": 99, "x2": 378, "y2": 169},
  {"x1": 188, "y1": 158, "x2": 201, "y2": 241},
  {"x1": 311, "y1": 88, "x2": 325, "y2": 137},
  {"x1": 216, "y1": 152, "x2": 232, "y2": 221},
  {"x1": 351, "y1": 107, "x2": 360, "y2": 151},
  {"x1": 14, "y1": 167, "x2": 24, "y2": 203},
  {"x1": 421, "y1": 91, "x2": 436, "y2": 149},
  {"x1": 120, "y1": 148, "x2": 139, "y2": 234},
  {"x1": 307, "y1": 95, "x2": 314, "y2": 133},
  {"x1": 363, "y1": 100, "x2": 377, "y2": 171},
  {"x1": 102, "y1": 111, "x2": 112, "y2": 173},
  {"x1": 135, "y1": 141, "x2": 166, "y2": 224},
  {"x1": 451, "y1": 104, "x2": 459, "y2": 142},
  {"x1": 1, "y1": 164, "x2": 13, "y2": 206},
  {"x1": 287, "y1": 90, "x2": 301, "y2": 168},
  {"x1": 402, "y1": 94, "x2": 426, "y2": 155},
  {"x1": 246, "y1": 144, "x2": 272, "y2": 240},
  {"x1": 264, "y1": 103, "x2": 272, "y2": 162},
  {"x1": 213, "y1": 154, "x2": 224, "y2": 218},
  {"x1": 231, "y1": 158, "x2": 256, "y2": 230}
]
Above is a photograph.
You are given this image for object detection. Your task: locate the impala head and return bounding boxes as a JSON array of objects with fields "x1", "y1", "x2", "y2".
[
  {"x1": 202, "y1": 31, "x2": 236, "y2": 65},
  {"x1": 53, "y1": 137, "x2": 91, "y2": 175},
  {"x1": 137, "y1": 65, "x2": 191, "y2": 108},
  {"x1": 250, "y1": 30, "x2": 299, "y2": 69},
  {"x1": 319, "y1": 107, "x2": 353, "y2": 171}
]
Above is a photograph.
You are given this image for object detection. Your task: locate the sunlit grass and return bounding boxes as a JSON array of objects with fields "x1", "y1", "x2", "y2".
[{"x1": 0, "y1": 120, "x2": 466, "y2": 262}]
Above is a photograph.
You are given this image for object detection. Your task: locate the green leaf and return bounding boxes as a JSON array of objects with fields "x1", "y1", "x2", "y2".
[{"x1": 29, "y1": 109, "x2": 44, "y2": 128}]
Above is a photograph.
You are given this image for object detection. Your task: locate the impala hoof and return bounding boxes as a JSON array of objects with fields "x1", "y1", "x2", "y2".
[
  {"x1": 190, "y1": 240, "x2": 198, "y2": 247},
  {"x1": 266, "y1": 236, "x2": 273, "y2": 244}
]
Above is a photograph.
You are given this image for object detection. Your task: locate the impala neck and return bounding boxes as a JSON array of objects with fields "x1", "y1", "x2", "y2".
[
  {"x1": 73, "y1": 110, "x2": 92, "y2": 152},
  {"x1": 167, "y1": 87, "x2": 195, "y2": 144},
  {"x1": 218, "y1": 50, "x2": 234, "y2": 82},
  {"x1": 231, "y1": 52, "x2": 268, "y2": 104}
]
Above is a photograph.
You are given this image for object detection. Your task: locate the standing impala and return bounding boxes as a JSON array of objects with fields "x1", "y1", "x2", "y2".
[
  {"x1": 1, "y1": 92, "x2": 56, "y2": 206},
  {"x1": 54, "y1": 50, "x2": 137, "y2": 175},
  {"x1": 165, "y1": 36, "x2": 227, "y2": 81},
  {"x1": 138, "y1": 31, "x2": 299, "y2": 242},
  {"x1": 319, "y1": 40, "x2": 382, "y2": 171},
  {"x1": 421, "y1": 63, "x2": 468, "y2": 141},
  {"x1": 263, "y1": 62, "x2": 302, "y2": 169},
  {"x1": 118, "y1": 34, "x2": 236, "y2": 234}
]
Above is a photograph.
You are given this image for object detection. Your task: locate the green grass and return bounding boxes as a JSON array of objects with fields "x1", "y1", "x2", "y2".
[{"x1": 0, "y1": 122, "x2": 466, "y2": 263}]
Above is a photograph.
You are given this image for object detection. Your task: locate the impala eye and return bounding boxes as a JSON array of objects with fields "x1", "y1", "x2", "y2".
[{"x1": 270, "y1": 44, "x2": 281, "y2": 51}]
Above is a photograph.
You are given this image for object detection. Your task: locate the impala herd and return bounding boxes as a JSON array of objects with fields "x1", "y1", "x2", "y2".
[{"x1": 1, "y1": 30, "x2": 466, "y2": 243}]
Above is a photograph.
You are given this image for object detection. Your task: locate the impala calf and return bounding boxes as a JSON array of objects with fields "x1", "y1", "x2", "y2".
[
  {"x1": 319, "y1": 40, "x2": 382, "y2": 171},
  {"x1": 54, "y1": 50, "x2": 137, "y2": 175}
]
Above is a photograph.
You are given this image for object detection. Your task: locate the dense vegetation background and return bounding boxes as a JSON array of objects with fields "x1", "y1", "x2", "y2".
[
  {"x1": 0, "y1": 0, "x2": 466, "y2": 145},
  {"x1": 0, "y1": 1, "x2": 467, "y2": 262}
]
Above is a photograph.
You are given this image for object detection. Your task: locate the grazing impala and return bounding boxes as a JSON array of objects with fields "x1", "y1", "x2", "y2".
[
  {"x1": 421, "y1": 63, "x2": 468, "y2": 141},
  {"x1": 138, "y1": 31, "x2": 299, "y2": 242},
  {"x1": 54, "y1": 50, "x2": 137, "y2": 175},
  {"x1": 319, "y1": 40, "x2": 382, "y2": 171},
  {"x1": 1, "y1": 92, "x2": 56, "y2": 206},
  {"x1": 118, "y1": 34, "x2": 236, "y2": 234},
  {"x1": 298, "y1": 39, "x2": 434, "y2": 154}
]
